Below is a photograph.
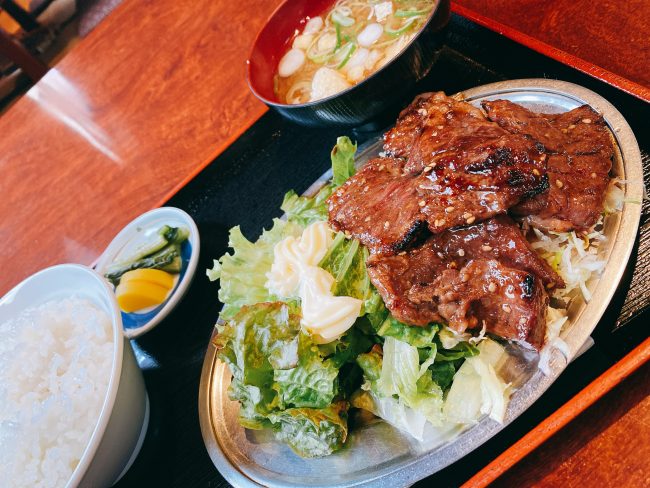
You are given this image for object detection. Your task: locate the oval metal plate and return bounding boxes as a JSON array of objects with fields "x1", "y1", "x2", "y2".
[{"x1": 198, "y1": 79, "x2": 643, "y2": 488}]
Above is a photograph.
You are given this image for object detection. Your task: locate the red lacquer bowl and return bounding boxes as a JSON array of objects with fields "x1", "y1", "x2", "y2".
[{"x1": 247, "y1": 0, "x2": 451, "y2": 127}]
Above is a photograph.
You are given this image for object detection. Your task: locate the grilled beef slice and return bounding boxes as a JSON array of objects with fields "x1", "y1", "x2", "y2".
[
  {"x1": 328, "y1": 158, "x2": 429, "y2": 254},
  {"x1": 366, "y1": 216, "x2": 562, "y2": 349},
  {"x1": 329, "y1": 93, "x2": 549, "y2": 252},
  {"x1": 483, "y1": 101, "x2": 613, "y2": 232}
]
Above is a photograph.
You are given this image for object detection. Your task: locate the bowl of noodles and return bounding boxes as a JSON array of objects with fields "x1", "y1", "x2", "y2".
[{"x1": 247, "y1": 0, "x2": 450, "y2": 127}]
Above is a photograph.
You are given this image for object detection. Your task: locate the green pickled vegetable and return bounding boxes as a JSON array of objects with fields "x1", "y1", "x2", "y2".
[
  {"x1": 104, "y1": 243, "x2": 181, "y2": 285},
  {"x1": 104, "y1": 225, "x2": 189, "y2": 285}
]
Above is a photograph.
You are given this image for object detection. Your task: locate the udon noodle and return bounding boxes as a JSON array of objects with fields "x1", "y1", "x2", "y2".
[{"x1": 274, "y1": 0, "x2": 436, "y2": 104}]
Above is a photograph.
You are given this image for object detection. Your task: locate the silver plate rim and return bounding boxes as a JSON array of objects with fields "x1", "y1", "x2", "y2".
[{"x1": 198, "y1": 78, "x2": 643, "y2": 488}]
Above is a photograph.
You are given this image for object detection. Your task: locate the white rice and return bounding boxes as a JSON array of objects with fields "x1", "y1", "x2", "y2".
[{"x1": 0, "y1": 297, "x2": 114, "y2": 488}]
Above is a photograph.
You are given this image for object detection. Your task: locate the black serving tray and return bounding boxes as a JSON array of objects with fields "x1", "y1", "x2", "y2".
[{"x1": 114, "y1": 13, "x2": 649, "y2": 488}]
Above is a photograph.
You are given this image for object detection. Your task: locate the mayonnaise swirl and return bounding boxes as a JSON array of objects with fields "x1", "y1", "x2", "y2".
[
  {"x1": 266, "y1": 221, "x2": 334, "y2": 297},
  {"x1": 299, "y1": 267, "x2": 362, "y2": 344},
  {"x1": 265, "y1": 221, "x2": 362, "y2": 343}
]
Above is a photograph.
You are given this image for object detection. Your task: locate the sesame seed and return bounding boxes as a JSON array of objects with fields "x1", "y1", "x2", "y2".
[
  {"x1": 435, "y1": 219, "x2": 446, "y2": 227},
  {"x1": 418, "y1": 200, "x2": 426, "y2": 207},
  {"x1": 544, "y1": 133, "x2": 550, "y2": 137},
  {"x1": 568, "y1": 124, "x2": 576, "y2": 130},
  {"x1": 398, "y1": 251, "x2": 406, "y2": 256},
  {"x1": 533, "y1": 169, "x2": 541, "y2": 176},
  {"x1": 519, "y1": 317, "x2": 527, "y2": 325},
  {"x1": 461, "y1": 273, "x2": 469, "y2": 282},
  {"x1": 359, "y1": 178, "x2": 366, "y2": 184},
  {"x1": 363, "y1": 185, "x2": 370, "y2": 192},
  {"x1": 417, "y1": 108, "x2": 427, "y2": 116},
  {"x1": 437, "y1": 252, "x2": 445, "y2": 259},
  {"x1": 556, "y1": 179, "x2": 564, "y2": 188},
  {"x1": 466, "y1": 216, "x2": 476, "y2": 224},
  {"x1": 540, "y1": 154, "x2": 547, "y2": 161},
  {"x1": 582, "y1": 118, "x2": 592, "y2": 124},
  {"x1": 431, "y1": 132, "x2": 438, "y2": 137},
  {"x1": 458, "y1": 249, "x2": 465, "y2": 257},
  {"x1": 384, "y1": 221, "x2": 390, "y2": 229},
  {"x1": 488, "y1": 282, "x2": 497, "y2": 292},
  {"x1": 482, "y1": 245, "x2": 493, "y2": 252},
  {"x1": 502, "y1": 304, "x2": 512, "y2": 313},
  {"x1": 364, "y1": 216, "x2": 371, "y2": 222},
  {"x1": 379, "y1": 164, "x2": 385, "y2": 171},
  {"x1": 561, "y1": 128, "x2": 568, "y2": 134},
  {"x1": 445, "y1": 206, "x2": 455, "y2": 213},
  {"x1": 437, "y1": 125, "x2": 444, "y2": 130},
  {"x1": 462, "y1": 212, "x2": 472, "y2": 219},
  {"x1": 591, "y1": 172, "x2": 597, "y2": 178},
  {"x1": 546, "y1": 283, "x2": 554, "y2": 289},
  {"x1": 423, "y1": 166, "x2": 432, "y2": 173}
]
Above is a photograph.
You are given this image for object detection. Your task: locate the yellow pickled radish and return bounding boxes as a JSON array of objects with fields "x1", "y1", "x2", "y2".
[
  {"x1": 115, "y1": 280, "x2": 170, "y2": 313},
  {"x1": 120, "y1": 268, "x2": 175, "y2": 289}
]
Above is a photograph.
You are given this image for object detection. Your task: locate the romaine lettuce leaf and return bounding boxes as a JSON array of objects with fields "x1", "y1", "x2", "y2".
[
  {"x1": 281, "y1": 185, "x2": 334, "y2": 228},
  {"x1": 215, "y1": 301, "x2": 356, "y2": 456},
  {"x1": 428, "y1": 361, "x2": 457, "y2": 391},
  {"x1": 274, "y1": 333, "x2": 339, "y2": 409},
  {"x1": 214, "y1": 302, "x2": 301, "y2": 428},
  {"x1": 376, "y1": 314, "x2": 439, "y2": 349},
  {"x1": 352, "y1": 391, "x2": 428, "y2": 441},
  {"x1": 362, "y1": 288, "x2": 387, "y2": 330},
  {"x1": 443, "y1": 339, "x2": 511, "y2": 424},
  {"x1": 319, "y1": 233, "x2": 372, "y2": 303},
  {"x1": 269, "y1": 401, "x2": 348, "y2": 458},
  {"x1": 359, "y1": 337, "x2": 444, "y2": 427},
  {"x1": 207, "y1": 219, "x2": 301, "y2": 318},
  {"x1": 434, "y1": 338, "x2": 480, "y2": 362},
  {"x1": 356, "y1": 347, "x2": 383, "y2": 385},
  {"x1": 325, "y1": 326, "x2": 374, "y2": 369},
  {"x1": 331, "y1": 136, "x2": 357, "y2": 187}
]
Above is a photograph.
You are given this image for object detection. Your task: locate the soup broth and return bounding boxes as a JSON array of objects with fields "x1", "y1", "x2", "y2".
[{"x1": 274, "y1": 0, "x2": 437, "y2": 104}]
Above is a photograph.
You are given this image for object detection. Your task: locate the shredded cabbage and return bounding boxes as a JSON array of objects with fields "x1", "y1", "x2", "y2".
[{"x1": 538, "y1": 307, "x2": 570, "y2": 375}]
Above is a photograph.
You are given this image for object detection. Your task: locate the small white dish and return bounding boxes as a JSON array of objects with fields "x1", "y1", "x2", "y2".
[
  {"x1": 95, "y1": 207, "x2": 200, "y2": 338},
  {"x1": 0, "y1": 264, "x2": 149, "y2": 488}
]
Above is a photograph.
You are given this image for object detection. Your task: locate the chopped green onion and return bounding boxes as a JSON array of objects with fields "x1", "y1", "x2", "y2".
[
  {"x1": 337, "y1": 42, "x2": 357, "y2": 69},
  {"x1": 335, "y1": 22, "x2": 343, "y2": 51},
  {"x1": 384, "y1": 17, "x2": 419, "y2": 36},
  {"x1": 394, "y1": 8, "x2": 431, "y2": 17}
]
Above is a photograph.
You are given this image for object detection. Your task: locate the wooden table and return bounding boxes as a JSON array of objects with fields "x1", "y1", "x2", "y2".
[
  {"x1": 0, "y1": 1, "x2": 647, "y2": 487},
  {"x1": 0, "y1": 0, "x2": 273, "y2": 294},
  {"x1": 452, "y1": 0, "x2": 650, "y2": 102}
]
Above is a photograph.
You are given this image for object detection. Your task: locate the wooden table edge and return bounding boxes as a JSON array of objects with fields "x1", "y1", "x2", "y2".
[
  {"x1": 461, "y1": 336, "x2": 650, "y2": 487},
  {"x1": 450, "y1": 3, "x2": 650, "y2": 103}
]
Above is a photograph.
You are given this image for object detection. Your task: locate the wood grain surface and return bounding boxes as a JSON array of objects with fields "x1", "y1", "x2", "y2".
[
  {"x1": 0, "y1": 0, "x2": 284, "y2": 295},
  {"x1": 494, "y1": 359, "x2": 650, "y2": 488},
  {"x1": 452, "y1": 0, "x2": 650, "y2": 101}
]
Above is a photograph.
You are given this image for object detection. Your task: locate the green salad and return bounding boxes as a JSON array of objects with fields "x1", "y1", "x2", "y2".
[{"x1": 207, "y1": 137, "x2": 511, "y2": 458}]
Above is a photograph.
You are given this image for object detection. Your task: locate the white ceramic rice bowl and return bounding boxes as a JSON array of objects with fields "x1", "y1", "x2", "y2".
[{"x1": 0, "y1": 264, "x2": 148, "y2": 487}]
